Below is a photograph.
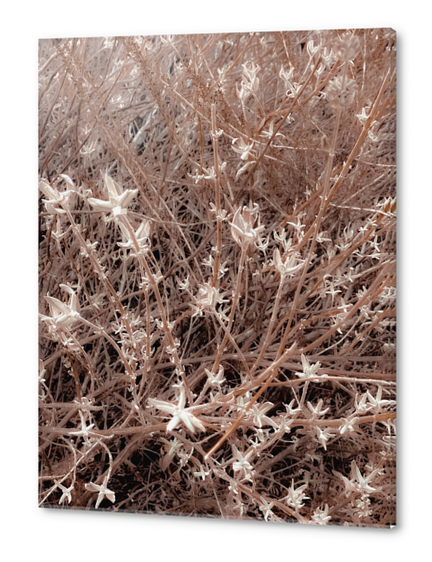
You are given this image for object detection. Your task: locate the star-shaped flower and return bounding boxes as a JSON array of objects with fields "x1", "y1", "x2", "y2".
[
  {"x1": 55, "y1": 481, "x2": 74, "y2": 505},
  {"x1": 69, "y1": 411, "x2": 96, "y2": 445},
  {"x1": 339, "y1": 417, "x2": 359, "y2": 435},
  {"x1": 314, "y1": 426, "x2": 335, "y2": 450},
  {"x1": 39, "y1": 180, "x2": 73, "y2": 214},
  {"x1": 259, "y1": 497, "x2": 275, "y2": 521},
  {"x1": 194, "y1": 282, "x2": 228, "y2": 316},
  {"x1": 285, "y1": 479, "x2": 309, "y2": 511},
  {"x1": 88, "y1": 174, "x2": 138, "y2": 219},
  {"x1": 117, "y1": 219, "x2": 151, "y2": 250},
  {"x1": 160, "y1": 437, "x2": 183, "y2": 470},
  {"x1": 351, "y1": 461, "x2": 380, "y2": 495},
  {"x1": 311, "y1": 504, "x2": 331, "y2": 525},
  {"x1": 40, "y1": 284, "x2": 80, "y2": 330},
  {"x1": 231, "y1": 137, "x2": 255, "y2": 161},
  {"x1": 295, "y1": 354, "x2": 321, "y2": 379},
  {"x1": 307, "y1": 398, "x2": 329, "y2": 418},
  {"x1": 273, "y1": 248, "x2": 303, "y2": 278},
  {"x1": 148, "y1": 386, "x2": 206, "y2": 433},
  {"x1": 231, "y1": 445, "x2": 255, "y2": 481},
  {"x1": 204, "y1": 365, "x2": 225, "y2": 386},
  {"x1": 230, "y1": 205, "x2": 265, "y2": 247},
  {"x1": 85, "y1": 476, "x2": 116, "y2": 509}
]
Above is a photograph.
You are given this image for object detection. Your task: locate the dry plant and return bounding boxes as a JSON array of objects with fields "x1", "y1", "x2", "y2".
[{"x1": 38, "y1": 28, "x2": 396, "y2": 527}]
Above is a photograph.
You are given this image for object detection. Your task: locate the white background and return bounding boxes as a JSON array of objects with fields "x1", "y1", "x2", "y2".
[{"x1": 1, "y1": 1, "x2": 428, "y2": 560}]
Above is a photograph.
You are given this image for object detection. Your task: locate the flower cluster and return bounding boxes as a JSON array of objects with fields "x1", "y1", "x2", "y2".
[{"x1": 326, "y1": 75, "x2": 358, "y2": 109}]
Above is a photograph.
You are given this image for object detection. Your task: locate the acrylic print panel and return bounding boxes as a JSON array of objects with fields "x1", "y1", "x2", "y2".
[{"x1": 38, "y1": 29, "x2": 396, "y2": 527}]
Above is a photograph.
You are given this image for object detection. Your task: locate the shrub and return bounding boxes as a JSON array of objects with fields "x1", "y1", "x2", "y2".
[{"x1": 38, "y1": 28, "x2": 396, "y2": 526}]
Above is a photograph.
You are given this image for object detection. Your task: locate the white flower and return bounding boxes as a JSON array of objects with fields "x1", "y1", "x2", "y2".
[
  {"x1": 160, "y1": 437, "x2": 182, "y2": 470},
  {"x1": 332, "y1": 469, "x2": 358, "y2": 496},
  {"x1": 241, "y1": 61, "x2": 260, "y2": 94},
  {"x1": 148, "y1": 386, "x2": 206, "y2": 433},
  {"x1": 334, "y1": 33, "x2": 361, "y2": 62},
  {"x1": 307, "y1": 399, "x2": 329, "y2": 418},
  {"x1": 204, "y1": 365, "x2": 225, "y2": 386},
  {"x1": 259, "y1": 497, "x2": 275, "y2": 521},
  {"x1": 230, "y1": 205, "x2": 265, "y2": 247},
  {"x1": 256, "y1": 233, "x2": 270, "y2": 252},
  {"x1": 326, "y1": 75, "x2": 358, "y2": 109},
  {"x1": 311, "y1": 504, "x2": 331, "y2": 525},
  {"x1": 51, "y1": 218, "x2": 71, "y2": 242},
  {"x1": 117, "y1": 219, "x2": 151, "y2": 250},
  {"x1": 194, "y1": 467, "x2": 211, "y2": 480},
  {"x1": 334, "y1": 461, "x2": 381, "y2": 498},
  {"x1": 284, "y1": 400, "x2": 302, "y2": 416},
  {"x1": 355, "y1": 392, "x2": 370, "y2": 414},
  {"x1": 285, "y1": 479, "x2": 309, "y2": 511},
  {"x1": 231, "y1": 137, "x2": 255, "y2": 161},
  {"x1": 232, "y1": 445, "x2": 255, "y2": 479},
  {"x1": 314, "y1": 426, "x2": 335, "y2": 450},
  {"x1": 250, "y1": 401, "x2": 278, "y2": 429},
  {"x1": 279, "y1": 65, "x2": 296, "y2": 95},
  {"x1": 80, "y1": 140, "x2": 98, "y2": 157},
  {"x1": 307, "y1": 40, "x2": 320, "y2": 58},
  {"x1": 40, "y1": 284, "x2": 80, "y2": 329},
  {"x1": 178, "y1": 276, "x2": 190, "y2": 292},
  {"x1": 260, "y1": 119, "x2": 283, "y2": 139},
  {"x1": 295, "y1": 354, "x2": 321, "y2": 379},
  {"x1": 351, "y1": 461, "x2": 379, "y2": 495},
  {"x1": 203, "y1": 166, "x2": 217, "y2": 181},
  {"x1": 55, "y1": 481, "x2": 73, "y2": 505},
  {"x1": 85, "y1": 476, "x2": 116, "y2": 509},
  {"x1": 88, "y1": 174, "x2": 138, "y2": 219},
  {"x1": 339, "y1": 417, "x2": 359, "y2": 435},
  {"x1": 366, "y1": 386, "x2": 392, "y2": 413},
  {"x1": 194, "y1": 282, "x2": 228, "y2": 315},
  {"x1": 39, "y1": 180, "x2": 73, "y2": 214},
  {"x1": 209, "y1": 202, "x2": 228, "y2": 221},
  {"x1": 355, "y1": 497, "x2": 373, "y2": 518},
  {"x1": 273, "y1": 248, "x2": 303, "y2": 278},
  {"x1": 69, "y1": 411, "x2": 96, "y2": 444},
  {"x1": 325, "y1": 281, "x2": 341, "y2": 303}
]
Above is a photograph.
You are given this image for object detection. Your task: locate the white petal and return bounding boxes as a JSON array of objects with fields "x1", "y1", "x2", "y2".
[
  {"x1": 136, "y1": 220, "x2": 151, "y2": 239},
  {"x1": 190, "y1": 415, "x2": 206, "y2": 433},
  {"x1": 39, "y1": 181, "x2": 57, "y2": 200},
  {"x1": 167, "y1": 414, "x2": 181, "y2": 432},
  {"x1": 180, "y1": 413, "x2": 196, "y2": 433},
  {"x1": 148, "y1": 398, "x2": 176, "y2": 414},
  {"x1": 235, "y1": 161, "x2": 255, "y2": 179},
  {"x1": 104, "y1": 174, "x2": 122, "y2": 198},
  {"x1": 85, "y1": 482, "x2": 101, "y2": 493},
  {"x1": 59, "y1": 174, "x2": 76, "y2": 189},
  {"x1": 118, "y1": 189, "x2": 138, "y2": 208},
  {"x1": 45, "y1": 296, "x2": 70, "y2": 316},
  {"x1": 88, "y1": 198, "x2": 114, "y2": 211}
]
